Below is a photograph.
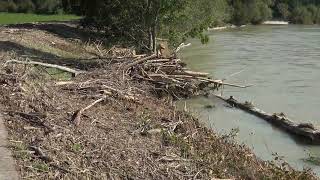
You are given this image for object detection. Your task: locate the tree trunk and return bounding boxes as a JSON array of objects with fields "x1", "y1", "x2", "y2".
[
  {"x1": 146, "y1": 0, "x2": 154, "y2": 53},
  {"x1": 152, "y1": 24, "x2": 157, "y2": 54},
  {"x1": 149, "y1": 27, "x2": 153, "y2": 51}
]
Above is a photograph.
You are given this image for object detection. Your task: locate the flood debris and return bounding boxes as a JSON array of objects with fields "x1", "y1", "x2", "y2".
[
  {"x1": 0, "y1": 24, "x2": 316, "y2": 179},
  {"x1": 6, "y1": 59, "x2": 84, "y2": 76},
  {"x1": 123, "y1": 54, "x2": 251, "y2": 98}
]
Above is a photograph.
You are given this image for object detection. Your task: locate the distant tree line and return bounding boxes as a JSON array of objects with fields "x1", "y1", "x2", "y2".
[
  {"x1": 229, "y1": 0, "x2": 320, "y2": 25},
  {"x1": 229, "y1": 0, "x2": 273, "y2": 25},
  {"x1": 272, "y1": 0, "x2": 320, "y2": 24},
  {"x1": 0, "y1": 0, "x2": 319, "y2": 25},
  {"x1": 0, "y1": 0, "x2": 63, "y2": 14},
  {"x1": 0, "y1": 0, "x2": 81, "y2": 14}
]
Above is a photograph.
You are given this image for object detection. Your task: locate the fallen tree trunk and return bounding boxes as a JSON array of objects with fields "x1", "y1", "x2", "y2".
[
  {"x1": 6, "y1": 59, "x2": 84, "y2": 76},
  {"x1": 215, "y1": 95, "x2": 320, "y2": 144}
]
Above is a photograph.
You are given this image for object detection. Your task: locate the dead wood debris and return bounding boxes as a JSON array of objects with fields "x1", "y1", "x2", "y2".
[
  {"x1": 0, "y1": 43, "x2": 315, "y2": 180},
  {"x1": 6, "y1": 59, "x2": 84, "y2": 76},
  {"x1": 123, "y1": 54, "x2": 251, "y2": 98}
]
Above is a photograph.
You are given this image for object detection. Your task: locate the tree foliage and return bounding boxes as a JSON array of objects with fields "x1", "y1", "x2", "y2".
[
  {"x1": 0, "y1": 0, "x2": 63, "y2": 14},
  {"x1": 0, "y1": 0, "x2": 319, "y2": 51},
  {"x1": 272, "y1": 0, "x2": 320, "y2": 24},
  {"x1": 75, "y1": 0, "x2": 320, "y2": 50},
  {"x1": 230, "y1": 0, "x2": 273, "y2": 25},
  {"x1": 79, "y1": 0, "x2": 229, "y2": 50}
]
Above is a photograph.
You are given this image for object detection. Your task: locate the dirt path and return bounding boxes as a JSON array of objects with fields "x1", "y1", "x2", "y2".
[{"x1": 0, "y1": 114, "x2": 19, "y2": 180}]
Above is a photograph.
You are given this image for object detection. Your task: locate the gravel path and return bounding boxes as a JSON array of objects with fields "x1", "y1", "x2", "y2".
[{"x1": 0, "y1": 114, "x2": 19, "y2": 180}]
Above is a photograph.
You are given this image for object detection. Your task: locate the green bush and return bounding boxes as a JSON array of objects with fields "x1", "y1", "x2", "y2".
[
  {"x1": 35, "y1": 0, "x2": 62, "y2": 14},
  {"x1": 231, "y1": 0, "x2": 272, "y2": 25},
  {"x1": 316, "y1": 8, "x2": 320, "y2": 24},
  {"x1": 18, "y1": 0, "x2": 35, "y2": 13},
  {"x1": 0, "y1": 2, "x2": 9, "y2": 12},
  {"x1": 251, "y1": 1, "x2": 272, "y2": 24},
  {"x1": 291, "y1": 6, "x2": 314, "y2": 24},
  {"x1": 307, "y1": 4, "x2": 318, "y2": 23},
  {"x1": 0, "y1": 0, "x2": 64, "y2": 14},
  {"x1": 273, "y1": 1, "x2": 320, "y2": 24},
  {"x1": 277, "y1": 3, "x2": 290, "y2": 20},
  {"x1": 7, "y1": 1, "x2": 18, "y2": 12},
  {"x1": 0, "y1": 1, "x2": 18, "y2": 13}
]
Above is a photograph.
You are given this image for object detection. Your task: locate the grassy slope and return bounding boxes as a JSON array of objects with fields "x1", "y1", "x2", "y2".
[{"x1": 0, "y1": 13, "x2": 80, "y2": 25}]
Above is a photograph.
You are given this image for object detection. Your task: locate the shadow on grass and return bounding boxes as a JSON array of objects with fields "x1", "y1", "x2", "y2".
[
  {"x1": 0, "y1": 40, "x2": 58, "y2": 59},
  {"x1": 5, "y1": 22, "x2": 107, "y2": 44},
  {"x1": 0, "y1": 40, "x2": 104, "y2": 70},
  {"x1": 4, "y1": 22, "x2": 142, "y2": 51}
]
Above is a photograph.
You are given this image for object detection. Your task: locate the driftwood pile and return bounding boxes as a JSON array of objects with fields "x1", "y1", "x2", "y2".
[
  {"x1": 216, "y1": 95, "x2": 320, "y2": 144},
  {"x1": 5, "y1": 54, "x2": 251, "y2": 126},
  {"x1": 124, "y1": 54, "x2": 250, "y2": 98},
  {"x1": 6, "y1": 54, "x2": 250, "y2": 100}
]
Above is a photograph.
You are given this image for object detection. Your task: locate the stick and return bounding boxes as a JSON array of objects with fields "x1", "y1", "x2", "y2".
[
  {"x1": 54, "y1": 81, "x2": 75, "y2": 86},
  {"x1": 72, "y1": 96, "x2": 107, "y2": 126},
  {"x1": 223, "y1": 69, "x2": 246, "y2": 81},
  {"x1": 30, "y1": 146, "x2": 71, "y2": 173},
  {"x1": 101, "y1": 85, "x2": 137, "y2": 102},
  {"x1": 162, "y1": 74, "x2": 252, "y2": 88},
  {"x1": 197, "y1": 77, "x2": 253, "y2": 88},
  {"x1": 29, "y1": 146, "x2": 52, "y2": 162},
  {"x1": 6, "y1": 59, "x2": 84, "y2": 76},
  {"x1": 175, "y1": 43, "x2": 191, "y2": 53},
  {"x1": 146, "y1": 59, "x2": 171, "y2": 63},
  {"x1": 172, "y1": 70, "x2": 209, "y2": 77},
  {"x1": 124, "y1": 54, "x2": 157, "y2": 69},
  {"x1": 7, "y1": 111, "x2": 54, "y2": 132}
]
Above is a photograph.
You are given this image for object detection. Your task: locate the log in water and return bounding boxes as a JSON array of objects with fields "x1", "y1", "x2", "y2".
[{"x1": 215, "y1": 95, "x2": 320, "y2": 144}]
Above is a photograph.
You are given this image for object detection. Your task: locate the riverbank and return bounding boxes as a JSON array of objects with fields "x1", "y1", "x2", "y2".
[
  {"x1": 207, "y1": 20, "x2": 289, "y2": 31},
  {"x1": 262, "y1": 21, "x2": 289, "y2": 25},
  {"x1": 208, "y1": 25, "x2": 246, "y2": 31},
  {"x1": 0, "y1": 22, "x2": 316, "y2": 179}
]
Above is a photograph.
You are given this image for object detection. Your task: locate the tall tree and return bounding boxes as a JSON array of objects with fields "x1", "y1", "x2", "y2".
[{"x1": 80, "y1": 0, "x2": 221, "y2": 51}]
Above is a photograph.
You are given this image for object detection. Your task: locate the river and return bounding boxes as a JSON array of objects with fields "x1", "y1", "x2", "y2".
[{"x1": 180, "y1": 25, "x2": 320, "y2": 175}]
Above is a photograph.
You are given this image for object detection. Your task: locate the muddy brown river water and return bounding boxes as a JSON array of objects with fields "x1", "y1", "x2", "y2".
[{"x1": 180, "y1": 25, "x2": 320, "y2": 175}]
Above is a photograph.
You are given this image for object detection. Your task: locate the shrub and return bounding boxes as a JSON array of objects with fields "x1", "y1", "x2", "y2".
[
  {"x1": 55, "y1": 8, "x2": 64, "y2": 15},
  {"x1": 307, "y1": 4, "x2": 318, "y2": 23},
  {"x1": 7, "y1": 1, "x2": 18, "y2": 13},
  {"x1": 251, "y1": 1, "x2": 272, "y2": 24},
  {"x1": 0, "y1": 2, "x2": 9, "y2": 12},
  {"x1": 291, "y1": 6, "x2": 313, "y2": 24},
  {"x1": 277, "y1": 3, "x2": 290, "y2": 20},
  {"x1": 231, "y1": 0, "x2": 272, "y2": 25},
  {"x1": 35, "y1": 0, "x2": 62, "y2": 14},
  {"x1": 18, "y1": 0, "x2": 35, "y2": 13},
  {"x1": 315, "y1": 7, "x2": 320, "y2": 24}
]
